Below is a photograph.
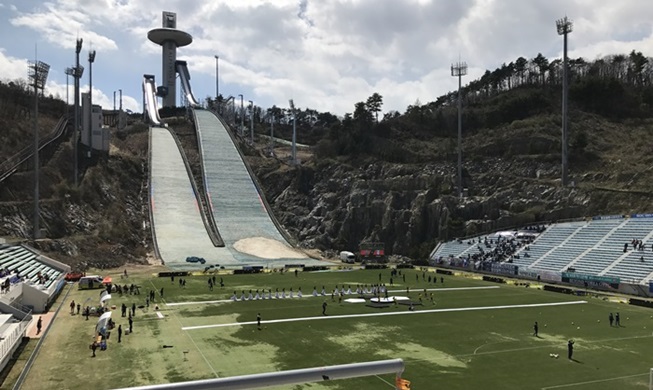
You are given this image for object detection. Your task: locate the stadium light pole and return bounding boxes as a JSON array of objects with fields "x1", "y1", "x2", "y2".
[
  {"x1": 248, "y1": 100, "x2": 254, "y2": 144},
  {"x1": 73, "y1": 38, "x2": 83, "y2": 186},
  {"x1": 557, "y1": 16, "x2": 573, "y2": 187},
  {"x1": 451, "y1": 61, "x2": 467, "y2": 198},
  {"x1": 238, "y1": 94, "x2": 244, "y2": 136},
  {"x1": 87, "y1": 50, "x2": 96, "y2": 158},
  {"x1": 29, "y1": 58, "x2": 50, "y2": 239}
]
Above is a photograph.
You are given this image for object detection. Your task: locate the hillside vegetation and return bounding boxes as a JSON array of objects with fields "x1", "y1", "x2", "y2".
[{"x1": 1, "y1": 51, "x2": 653, "y2": 267}]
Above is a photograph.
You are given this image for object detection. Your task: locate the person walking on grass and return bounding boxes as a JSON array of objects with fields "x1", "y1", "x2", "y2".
[
  {"x1": 533, "y1": 321, "x2": 539, "y2": 337},
  {"x1": 322, "y1": 301, "x2": 328, "y2": 316},
  {"x1": 128, "y1": 316, "x2": 133, "y2": 333},
  {"x1": 567, "y1": 340, "x2": 575, "y2": 360},
  {"x1": 257, "y1": 313, "x2": 261, "y2": 330},
  {"x1": 609, "y1": 313, "x2": 614, "y2": 327},
  {"x1": 118, "y1": 324, "x2": 122, "y2": 343},
  {"x1": 70, "y1": 300, "x2": 75, "y2": 315},
  {"x1": 91, "y1": 342, "x2": 97, "y2": 357}
]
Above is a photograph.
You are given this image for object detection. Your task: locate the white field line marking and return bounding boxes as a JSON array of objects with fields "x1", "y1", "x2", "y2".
[
  {"x1": 148, "y1": 281, "x2": 220, "y2": 378},
  {"x1": 181, "y1": 300, "x2": 587, "y2": 330},
  {"x1": 460, "y1": 334, "x2": 653, "y2": 358},
  {"x1": 541, "y1": 372, "x2": 649, "y2": 389},
  {"x1": 166, "y1": 286, "x2": 501, "y2": 306}
]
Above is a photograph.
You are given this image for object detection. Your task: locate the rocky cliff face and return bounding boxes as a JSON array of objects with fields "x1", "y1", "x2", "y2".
[{"x1": 251, "y1": 154, "x2": 599, "y2": 259}]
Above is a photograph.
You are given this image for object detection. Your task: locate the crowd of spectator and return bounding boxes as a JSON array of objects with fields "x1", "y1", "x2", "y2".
[{"x1": 433, "y1": 226, "x2": 542, "y2": 271}]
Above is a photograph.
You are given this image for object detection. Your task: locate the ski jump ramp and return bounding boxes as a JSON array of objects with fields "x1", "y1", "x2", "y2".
[{"x1": 149, "y1": 109, "x2": 324, "y2": 269}]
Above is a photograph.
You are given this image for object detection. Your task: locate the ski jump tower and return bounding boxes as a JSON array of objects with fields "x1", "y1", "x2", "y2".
[{"x1": 147, "y1": 11, "x2": 192, "y2": 108}]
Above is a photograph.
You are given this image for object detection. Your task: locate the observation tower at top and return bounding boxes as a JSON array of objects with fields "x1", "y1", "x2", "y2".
[{"x1": 147, "y1": 11, "x2": 192, "y2": 108}]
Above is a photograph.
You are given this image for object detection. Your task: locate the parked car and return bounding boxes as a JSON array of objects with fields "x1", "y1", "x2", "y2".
[{"x1": 185, "y1": 256, "x2": 206, "y2": 264}]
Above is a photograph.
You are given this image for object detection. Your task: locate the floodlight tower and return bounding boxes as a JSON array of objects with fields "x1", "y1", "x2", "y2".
[
  {"x1": 557, "y1": 16, "x2": 573, "y2": 186},
  {"x1": 289, "y1": 99, "x2": 297, "y2": 165},
  {"x1": 147, "y1": 11, "x2": 193, "y2": 108},
  {"x1": 29, "y1": 59, "x2": 50, "y2": 239},
  {"x1": 451, "y1": 61, "x2": 467, "y2": 198},
  {"x1": 87, "y1": 49, "x2": 96, "y2": 158},
  {"x1": 73, "y1": 38, "x2": 84, "y2": 186}
]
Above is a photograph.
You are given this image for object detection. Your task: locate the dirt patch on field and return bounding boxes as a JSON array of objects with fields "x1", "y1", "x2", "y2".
[{"x1": 233, "y1": 237, "x2": 307, "y2": 259}]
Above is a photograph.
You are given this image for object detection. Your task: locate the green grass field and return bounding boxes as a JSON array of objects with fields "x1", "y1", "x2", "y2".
[{"x1": 17, "y1": 267, "x2": 653, "y2": 390}]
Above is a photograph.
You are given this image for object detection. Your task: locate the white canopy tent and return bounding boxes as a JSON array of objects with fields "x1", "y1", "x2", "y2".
[{"x1": 96, "y1": 311, "x2": 112, "y2": 334}]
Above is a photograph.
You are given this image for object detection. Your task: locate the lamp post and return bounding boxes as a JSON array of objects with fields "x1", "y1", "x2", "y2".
[
  {"x1": 451, "y1": 61, "x2": 467, "y2": 198},
  {"x1": 65, "y1": 67, "x2": 74, "y2": 115},
  {"x1": 214, "y1": 55, "x2": 219, "y2": 103},
  {"x1": 248, "y1": 100, "x2": 254, "y2": 144},
  {"x1": 74, "y1": 38, "x2": 83, "y2": 186},
  {"x1": 29, "y1": 59, "x2": 50, "y2": 239},
  {"x1": 87, "y1": 50, "x2": 96, "y2": 157},
  {"x1": 557, "y1": 16, "x2": 573, "y2": 187},
  {"x1": 238, "y1": 94, "x2": 244, "y2": 136}
]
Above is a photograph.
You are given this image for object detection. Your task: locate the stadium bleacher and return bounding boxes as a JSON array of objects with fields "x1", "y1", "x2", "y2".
[{"x1": 431, "y1": 216, "x2": 653, "y2": 285}]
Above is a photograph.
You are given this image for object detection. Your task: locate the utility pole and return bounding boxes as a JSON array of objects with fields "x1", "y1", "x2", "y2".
[
  {"x1": 249, "y1": 100, "x2": 254, "y2": 144},
  {"x1": 451, "y1": 61, "x2": 467, "y2": 199},
  {"x1": 29, "y1": 58, "x2": 50, "y2": 239},
  {"x1": 557, "y1": 16, "x2": 573, "y2": 187},
  {"x1": 73, "y1": 38, "x2": 83, "y2": 186},
  {"x1": 113, "y1": 91, "x2": 116, "y2": 111},
  {"x1": 87, "y1": 50, "x2": 96, "y2": 157}
]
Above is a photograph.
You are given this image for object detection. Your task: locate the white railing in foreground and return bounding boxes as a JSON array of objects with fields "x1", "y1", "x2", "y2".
[
  {"x1": 0, "y1": 315, "x2": 29, "y2": 361},
  {"x1": 113, "y1": 358, "x2": 405, "y2": 390}
]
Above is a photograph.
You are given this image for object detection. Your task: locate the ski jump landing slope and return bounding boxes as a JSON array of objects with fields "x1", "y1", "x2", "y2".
[
  {"x1": 194, "y1": 109, "x2": 323, "y2": 268},
  {"x1": 149, "y1": 126, "x2": 221, "y2": 266},
  {"x1": 149, "y1": 111, "x2": 324, "y2": 269}
]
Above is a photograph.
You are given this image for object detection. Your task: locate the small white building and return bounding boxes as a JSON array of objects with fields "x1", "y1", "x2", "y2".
[{"x1": 81, "y1": 92, "x2": 110, "y2": 152}]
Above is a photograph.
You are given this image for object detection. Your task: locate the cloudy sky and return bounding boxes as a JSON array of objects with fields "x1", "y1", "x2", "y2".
[{"x1": 1, "y1": 0, "x2": 652, "y2": 115}]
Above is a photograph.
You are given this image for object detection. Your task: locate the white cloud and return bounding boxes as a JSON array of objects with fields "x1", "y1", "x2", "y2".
[
  {"x1": 0, "y1": 49, "x2": 28, "y2": 81},
  {"x1": 2, "y1": 0, "x2": 653, "y2": 117},
  {"x1": 10, "y1": 3, "x2": 118, "y2": 51}
]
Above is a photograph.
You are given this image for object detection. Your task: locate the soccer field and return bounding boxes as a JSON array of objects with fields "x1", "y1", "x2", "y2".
[{"x1": 19, "y1": 267, "x2": 653, "y2": 390}]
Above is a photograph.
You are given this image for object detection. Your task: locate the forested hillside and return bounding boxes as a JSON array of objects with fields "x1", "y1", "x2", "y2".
[{"x1": 2, "y1": 50, "x2": 653, "y2": 267}]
